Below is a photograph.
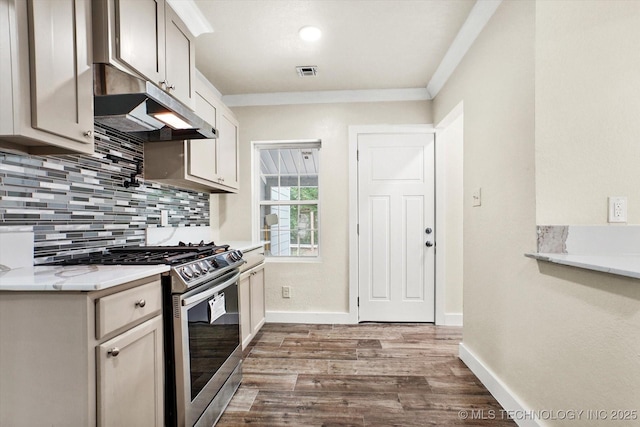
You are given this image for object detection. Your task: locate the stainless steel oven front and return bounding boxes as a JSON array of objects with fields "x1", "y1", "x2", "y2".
[{"x1": 168, "y1": 268, "x2": 242, "y2": 427}]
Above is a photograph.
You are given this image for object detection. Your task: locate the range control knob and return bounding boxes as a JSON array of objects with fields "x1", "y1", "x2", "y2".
[
  {"x1": 191, "y1": 263, "x2": 202, "y2": 276},
  {"x1": 228, "y1": 250, "x2": 242, "y2": 262},
  {"x1": 181, "y1": 266, "x2": 194, "y2": 280},
  {"x1": 198, "y1": 260, "x2": 209, "y2": 273}
]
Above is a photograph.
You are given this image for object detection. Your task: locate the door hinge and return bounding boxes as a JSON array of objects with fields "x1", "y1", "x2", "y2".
[
  {"x1": 357, "y1": 297, "x2": 359, "y2": 307},
  {"x1": 357, "y1": 224, "x2": 359, "y2": 235},
  {"x1": 357, "y1": 150, "x2": 359, "y2": 161}
]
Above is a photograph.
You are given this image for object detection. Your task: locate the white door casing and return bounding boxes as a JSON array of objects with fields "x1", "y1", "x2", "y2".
[{"x1": 357, "y1": 131, "x2": 435, "y2": 322}]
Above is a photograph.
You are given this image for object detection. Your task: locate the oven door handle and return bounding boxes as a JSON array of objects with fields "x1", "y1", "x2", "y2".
[{"x1": 181, "y1": 270, "x2": 241, "y2": 307}]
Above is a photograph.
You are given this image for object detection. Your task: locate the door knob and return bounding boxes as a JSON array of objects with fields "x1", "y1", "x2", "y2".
[
  {"x1": 425, "y1": 241, "x2": 434, "y2": 247},
  {"x1": 425, "y1": 227, "x2": 433, "y2": 234}
]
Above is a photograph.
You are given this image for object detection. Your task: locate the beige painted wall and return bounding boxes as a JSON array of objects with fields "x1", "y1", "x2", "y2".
[
  {"x1": 433, "y1": 0, "x2": 640, "y2": 423},
  {"x1": 536, "y1": 0, "x2": 640, "y2": 224},
  {"x1": 214, "y1": 101, "x2": 432, "y2": 315},
  {"x1": 436, "y1": 114, "x2": 464, "y2": 316}
]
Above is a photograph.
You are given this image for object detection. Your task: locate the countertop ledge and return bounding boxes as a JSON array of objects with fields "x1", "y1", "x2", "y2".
[
  {"x1": 525, "y1": 252, "x2": 640, "y2": 280},
  {"x1": 0, "y1": 264, "x2": 170, "y2": 292}
]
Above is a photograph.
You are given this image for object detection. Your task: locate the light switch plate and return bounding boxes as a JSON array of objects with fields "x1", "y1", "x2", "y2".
[{"x1": 472, "y1": 188, "x2": 482, "y2": 207}]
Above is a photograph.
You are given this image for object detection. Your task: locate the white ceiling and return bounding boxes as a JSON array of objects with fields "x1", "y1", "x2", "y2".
[{"x1": 193, "y1": 0, "x2": 478, "y2": 97}]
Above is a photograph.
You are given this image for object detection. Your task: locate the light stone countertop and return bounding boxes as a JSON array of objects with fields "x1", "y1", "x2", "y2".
[
  {"x1": 0, "y1": 264, "x2": 170, "y2": 292},
  {"x1": 525, "y1": 252, "x2": 640, "y2": 280},
  {"x1": 226, "y1": 241, "x2": 265, "y2": 253}
]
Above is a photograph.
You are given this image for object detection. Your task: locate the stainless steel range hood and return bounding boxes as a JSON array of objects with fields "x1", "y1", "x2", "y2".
[{"x1": 93, "y1": 64, "x2": 216, "y2": 142}]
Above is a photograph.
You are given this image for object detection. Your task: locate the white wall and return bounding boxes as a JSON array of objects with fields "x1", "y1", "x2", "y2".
[
  {"x1": 214, "y1": 101, "x2": 432, "y2": 320},
  {"x1": 433, "y1": 0, "x2": 640, "y2": 424}
]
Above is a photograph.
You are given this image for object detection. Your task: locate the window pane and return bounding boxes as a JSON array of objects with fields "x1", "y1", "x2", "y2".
[
  {"x1": 257, "y1": 144, "x2": 319, "y2": 257},
  {"x1": 260, "y1": 203, "x2": 318, "y2": 257}
]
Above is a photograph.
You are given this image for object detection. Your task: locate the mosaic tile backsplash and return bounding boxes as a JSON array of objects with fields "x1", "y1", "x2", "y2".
[{"x1": 0, "y1": 125, "x2": 210, "y2": 263}]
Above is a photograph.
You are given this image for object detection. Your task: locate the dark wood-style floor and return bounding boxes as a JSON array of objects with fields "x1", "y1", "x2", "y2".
[{"x1": 217, "y1": 323, "x2": 516, "y2": 426}]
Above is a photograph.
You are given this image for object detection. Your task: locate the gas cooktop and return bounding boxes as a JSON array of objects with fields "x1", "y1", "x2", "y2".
[
  {"x1": 53, "y1": 242, "x2": 230, "y2": 266},
  {"x1": 50, "y1": 243, "x2": 245, "y2": 292}
]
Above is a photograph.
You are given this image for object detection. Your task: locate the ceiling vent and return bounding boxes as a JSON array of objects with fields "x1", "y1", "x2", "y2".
[{"x1": 296, "y1": 66, "x2": 318, "y2": 77}]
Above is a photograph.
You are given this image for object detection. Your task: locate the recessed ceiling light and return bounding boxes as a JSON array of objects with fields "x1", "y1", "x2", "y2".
[{"x1": 299, "y1": 26, "x2": 321, "y2": 42}]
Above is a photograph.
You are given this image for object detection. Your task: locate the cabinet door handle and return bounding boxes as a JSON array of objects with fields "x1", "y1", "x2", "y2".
[
  {"x1": 135, "y1": 299, "x2": 146, "y2": 308},
  {"x1": 83, "y1": 130, "x2": 92, "y2": 138},
  {"x1": 108, "y1": 347, "x2": 120, "y2": 357}
]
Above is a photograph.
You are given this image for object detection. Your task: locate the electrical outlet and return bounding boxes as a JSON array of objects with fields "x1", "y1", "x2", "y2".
[
  {"x1": 282, "y1": 286, "x2": 291, "y2": 299},
  {"x1": 608, "y1": 196, "x2": 627, "y2": 223}
]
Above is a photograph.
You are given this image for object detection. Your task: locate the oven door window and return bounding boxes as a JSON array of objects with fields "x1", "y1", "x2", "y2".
[{"x1": 187, "y1": 284, "x2": 239, "y2": 400}]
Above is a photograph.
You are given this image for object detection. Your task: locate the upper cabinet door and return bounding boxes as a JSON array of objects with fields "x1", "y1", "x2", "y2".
[
  {"x1": 216, "y1": 109, "x2": 240, "y2": 189},
  {"x1": 114, "y1": 0, "x2": 166, "y2": 87},
  {"x1": 27, "y1": 0, "x2": 93, "y2": 144},
  {"x1": 188, "y1": 90, "x2": 218, "y2": 182},
  {"x1": 164, "y1": 5, "x2": 195, "y2": 108}
]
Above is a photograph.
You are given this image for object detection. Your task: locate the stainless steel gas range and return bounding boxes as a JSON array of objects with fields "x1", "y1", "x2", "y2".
[{"x1": 53, "y1": 243, "x2": 245, "y2": 427}]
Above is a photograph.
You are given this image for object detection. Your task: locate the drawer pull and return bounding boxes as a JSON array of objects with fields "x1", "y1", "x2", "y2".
[
  {"x1": 135, "y1": 299, "x2": 146, "y2": 308},
  {"x1": 108, "y1": 347, "x2": 120, "y2": 357}
]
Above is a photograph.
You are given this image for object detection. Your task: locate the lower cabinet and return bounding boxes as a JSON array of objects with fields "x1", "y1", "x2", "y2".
[
  {"x1": 97, "y1": 316, "x2": 164, "y2": 427},
  {"x1": 0, "y1": 275, "x2": 164, "y2": 427},
  {"x1": 239, "y1": 263, "x2": 266, "y2": 349}
]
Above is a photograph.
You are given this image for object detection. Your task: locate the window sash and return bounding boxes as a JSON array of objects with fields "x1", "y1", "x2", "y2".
[{"x1": 254, "y1": 141, "x2": 321, "y2": 258}]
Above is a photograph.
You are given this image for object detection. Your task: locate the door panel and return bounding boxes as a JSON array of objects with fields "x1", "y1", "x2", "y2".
[
  {"x1": 369, "y1": 196, "x2": 390, "y2": 300},
  {"x1": 404, "y1": 196, "x2": 424, "y2": 300},
  {"x1": 358, "y1": 132, "x2": 435, "y2": 322}
]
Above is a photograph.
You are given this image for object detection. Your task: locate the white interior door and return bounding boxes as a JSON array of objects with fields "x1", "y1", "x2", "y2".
[{"x1": 358, "y1": 132, "x2": 435, "y2": 322}]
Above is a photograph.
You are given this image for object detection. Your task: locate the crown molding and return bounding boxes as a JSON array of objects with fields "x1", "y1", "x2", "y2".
[
  {"x1": 426, "y1": 0, "x2": 502, "y2": 98},
  {"x1": 222, "y1": 88, "x2": 431, "y2": 107},
  {"x1": 166, "y1": 0, "x2": 214, "y2": 37}
]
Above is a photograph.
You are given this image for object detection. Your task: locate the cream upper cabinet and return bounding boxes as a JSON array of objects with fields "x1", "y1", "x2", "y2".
[
  {"x1": 188, "y1": 88, "x2": 218, "y2": 183},
  {"x1": 188, "y1": 73, "x2": 239, "y2": 191},
  {"x1": 111, "y1": 0, "x2": 165, "y2": 87},
  {"x1": 164, "y1": 5, "x2": 195, "y2": 108},
  {"x1": 93, "y1": 0, "x2": 195, "y2": 109},
  {"x1": 145, "y1": 72, "x2": 240, "y2": 193},
  {"x1": 0, "y1": 0, "x2": 94, "y2": 154},
  {"x1": 216, "y1": 108, "x2": 240, "y2": 189}
]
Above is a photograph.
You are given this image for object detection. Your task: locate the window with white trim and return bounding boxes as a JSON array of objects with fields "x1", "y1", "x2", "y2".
[{"x1": 255, "y1": 141, "x2": 320, "y2": 257}]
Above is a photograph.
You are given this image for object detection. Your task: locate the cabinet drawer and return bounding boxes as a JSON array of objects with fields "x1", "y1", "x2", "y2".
[{"x1": 96, "y1": 281, "x2": 162, "y2": 339}]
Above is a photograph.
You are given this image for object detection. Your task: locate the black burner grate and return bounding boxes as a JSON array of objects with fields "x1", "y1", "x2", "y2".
[{"x1": 49, "y1": 243, "x2": 230, "y2": 266}]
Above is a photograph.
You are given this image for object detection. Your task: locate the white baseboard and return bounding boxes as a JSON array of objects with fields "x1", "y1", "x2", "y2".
[
  {"x1": 265, "y1": 311, "x2": 356, "y2": 324},
  {"x1": 459, "y1": 343, "x2": 540, "y2": 427},
  {"x1": 444, "y1": 312, "x2": 463, "y2": 326}
]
